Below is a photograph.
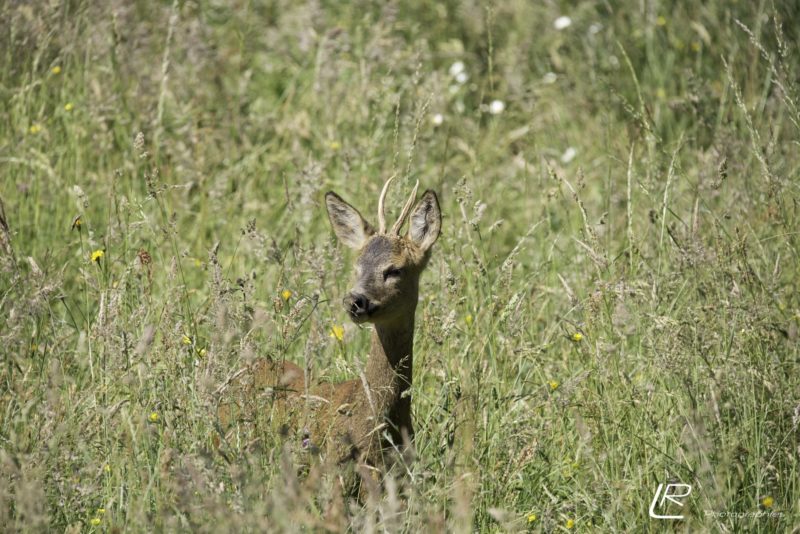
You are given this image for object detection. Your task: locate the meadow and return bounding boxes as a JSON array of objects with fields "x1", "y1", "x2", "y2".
[{"x1": 1, "y1": 1, "x2": 799, "y2": 531}]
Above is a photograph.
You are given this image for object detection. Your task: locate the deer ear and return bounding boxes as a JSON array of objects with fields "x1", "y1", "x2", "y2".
[
  {"x1": 408, "y1": 190, "x2": 441, "y2": 253},
  {"x1": 325, "y1": 192, "x2": 375, "y2": 249}
]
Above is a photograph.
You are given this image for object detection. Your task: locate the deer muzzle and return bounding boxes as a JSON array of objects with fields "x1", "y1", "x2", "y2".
[{"x1": 344, "y1": 292, "x2": 377, "y2": 322}]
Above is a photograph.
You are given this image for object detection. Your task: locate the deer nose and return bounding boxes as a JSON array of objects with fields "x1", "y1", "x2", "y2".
[{"x1": 347, "y1": 292, "x2": 372, "y2": 318}]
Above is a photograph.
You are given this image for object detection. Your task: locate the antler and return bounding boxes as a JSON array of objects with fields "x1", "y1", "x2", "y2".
[
  {"x1": 377, "y1": 176, "x2": 419, "y2": 234},
  {"x1": 377, "y1": 175, "x2": 395, "y2": 234},
  {"x1": 390, "y1": 179, "x2": 419, "y2": 235}
]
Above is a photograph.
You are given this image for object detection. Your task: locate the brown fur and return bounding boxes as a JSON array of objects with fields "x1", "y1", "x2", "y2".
[{"x1": 216, "y1": 187, "x2": 441, "y2": 499}]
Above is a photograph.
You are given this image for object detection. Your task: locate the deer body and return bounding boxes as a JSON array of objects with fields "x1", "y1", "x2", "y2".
[{"x1": 217, "y1": 179, "x2": 441, "y2": 496}]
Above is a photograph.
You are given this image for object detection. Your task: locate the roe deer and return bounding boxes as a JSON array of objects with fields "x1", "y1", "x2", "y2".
[{"x1": 217, "y1": 177, "x2": 441, "y2": 497}]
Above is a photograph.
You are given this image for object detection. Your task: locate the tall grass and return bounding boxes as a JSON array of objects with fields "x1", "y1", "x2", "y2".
[{"x1": 1, "y1": 1, "x2": 798, "y2": 531}]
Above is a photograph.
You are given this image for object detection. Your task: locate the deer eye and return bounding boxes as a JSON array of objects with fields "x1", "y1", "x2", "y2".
[{"x1": 383, "y1": 267, "x2": 402, "y2": 280}]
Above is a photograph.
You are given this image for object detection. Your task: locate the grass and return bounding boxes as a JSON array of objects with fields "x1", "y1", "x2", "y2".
[{"x1": 1, "y1": 0, "x2": 799, "y2": 531}]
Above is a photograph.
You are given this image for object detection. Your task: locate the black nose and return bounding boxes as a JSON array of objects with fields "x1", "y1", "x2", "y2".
[{"x1": 348, "y1": 293, "x2": 370, "y2": 317}]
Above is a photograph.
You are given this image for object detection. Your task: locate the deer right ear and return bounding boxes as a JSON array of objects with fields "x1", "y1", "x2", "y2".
[
  {"x1": 325, "y1": 192, "x2": 375, "y2": 249},
  {"x1": 408, "y1": 190, "x2": 441, "y2": 253}
]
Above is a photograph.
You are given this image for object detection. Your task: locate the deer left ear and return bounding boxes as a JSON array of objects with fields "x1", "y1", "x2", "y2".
[
  {"x1": 408, "y1": 190, "x2": 441, "y2": 253},
  {"x1": 325, "y1": 192, "x2": 375, "y2": 249}
]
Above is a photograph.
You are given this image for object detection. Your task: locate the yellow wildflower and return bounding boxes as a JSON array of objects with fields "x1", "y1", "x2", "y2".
[
  {"x1": 198, "y1": 347, "x2": 207, "y2": 357},
  {"x1": 527, "y1": 513, "x2": 537, "y2": 523},
  {"x1": 329, "y1": 141, "x2": 341, "y2": 151},
  {"x1": 64, "y1": 102, "x2": 74, "y2": 112},
  {"x1": 90, "y1": 517, "x2": 101, "y2": 526},
  {"x1": 762, "y1": 496, "x2": 774, "y2": 508},
  {"x1": 330, "y1": 325, "x2": 345, "y2": 342},
  {"x1": 51, "y1": 66, "x2": 61, "y2": 75},
  {"x1": 71, "y1": 215, "x2": 82, "y2": 230},
  {"x1": 148, "y1": 411, "x2": 160, "y2": 423},
  {"x1": 96, "y1": 508, "x2": 105, "y2": 515},
  {"x1": 548, "y1": 380, "x2": 559, "y2": 391},
  {"x1": 104, "y1": 464, "x2": 111, "y2": 473},
  {"x1": 566, "y1": 518, "x2": 575, "y2": 529},
  {"x1": 656, "y1": 16, "x2": 667, "y2": 26},
  {"x1": 29, "y1": 124, "x2": 42, "y2": 134},
  {"x1": 465, "y1": 313, "x2": 473, "y2": 326},
  {"x1": 182, "y1": 335, "x2": 192, "y2": 346},
  {"x1": 91, "y1": 249, "x2": 104, "y2": 263},
  {"x1": 281, "y1": 289, "x2": 292, "y2": 301},
  {"x1": 571, "y1": 332, "x2": 583, "y2": 342}
]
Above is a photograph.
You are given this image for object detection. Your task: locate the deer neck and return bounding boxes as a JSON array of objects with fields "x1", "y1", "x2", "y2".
[{"x1": 364, "y1": 315, "x2": 415, "y2": 415}]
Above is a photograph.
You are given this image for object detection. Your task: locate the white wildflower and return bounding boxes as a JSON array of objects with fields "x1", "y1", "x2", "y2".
[
  {"x1": 449, "y1": 61, "x2": 465, "y2": 77},
  {"x1": 542, "y1": 72, "x2": 557, "y2": 84},
  {"x1": 554, "y1": 16, "x2": 572, "y2": 30},
  {"x1": 432, "y1": 113, "x2": 444, "y2": 126},
  {"x1": 455, "y1": 71, "x2": 468, "y2": 84},
  {"x1": 561, "y1": 147, "x2": 577, "y2": 163},
  {"x1": 488, "y1": 100, "x2": 505, "y2": 115}
]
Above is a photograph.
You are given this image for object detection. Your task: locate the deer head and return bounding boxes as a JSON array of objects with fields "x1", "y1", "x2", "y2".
[{"x1": 325, "y1": 178, "x2": 441, "y2": 326}]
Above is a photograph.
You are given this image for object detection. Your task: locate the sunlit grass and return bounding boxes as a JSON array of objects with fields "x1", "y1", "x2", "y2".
[{"x1": 1, "y1": 1, "x2": 798, "y2": 532}]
